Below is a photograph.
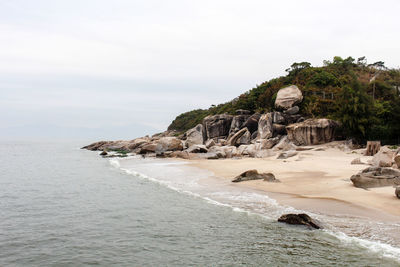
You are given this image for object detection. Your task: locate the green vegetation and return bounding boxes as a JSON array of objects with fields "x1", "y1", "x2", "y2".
[{"x1": 168, "y1": 56, "x2": 400, "y2": 143}]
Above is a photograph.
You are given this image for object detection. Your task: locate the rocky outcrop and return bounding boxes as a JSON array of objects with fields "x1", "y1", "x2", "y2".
[
  {"x1": 229, "y1": 114, "x2": 250, "y2": 135},
  {"x1": 187, "y1": 144, "x2": 208, "y2": 153},
  {"x1": 156, "y1": 137, "x2": 183, "y2": 153},
  {"x1": 232, "y1": 170, "x2": 278, "y2": 183},
  {"x1": 203, "y1": 114, "x2": 233, "y2": 139},
  {"x1": 243, "y1": 113, "x2": 261, "y2": 134},
  {"x1": 278, "y1": 213, "x2": 321, "y2": 229},
  {"x1": 350, "y1": 167, "x2": 400, "y2": 188},
  {"x1": 286, "y1": 119, "x2": 339, "y2": 146},
  {"x1": 255, "y1": 137, "x2": 281, "y2": 150},
  {"x1": 257, "y1": 113, "x2": 273, "y2": 139},
  {"x1": 372, "y1": 147, "x2": 394, "y2": 167},
  {"x1": 227, "y1": 127, "x2": 251, "y2": 146},
  {"x1": 283, "y1": 106, "x2": 300, "y2": 115},
  {"x1": 184, "y1": 124, "x2": 205, "y2": 147},
  {"x1": 139, "y1": 143, "x2": 158, "y2": 154},
  {"x1": 275, "y1": 85, "x2": 303, "y2": 110}
]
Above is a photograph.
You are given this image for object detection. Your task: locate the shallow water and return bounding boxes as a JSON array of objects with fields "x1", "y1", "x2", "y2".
[{"x1": 0, "y1": 140, "x2": 399, "y2": 266}]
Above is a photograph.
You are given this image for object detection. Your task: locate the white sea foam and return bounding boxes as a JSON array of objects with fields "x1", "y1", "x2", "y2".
[{"x1": 108, "y1": 157, "x2": 400, "y2": 262}]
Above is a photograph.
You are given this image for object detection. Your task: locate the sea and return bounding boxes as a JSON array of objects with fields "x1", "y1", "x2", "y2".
[{"x1": 1, "y1": 140, "x2": 400, "y2": 266}]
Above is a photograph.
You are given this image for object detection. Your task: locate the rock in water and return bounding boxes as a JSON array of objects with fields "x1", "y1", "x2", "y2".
[
  {"x1": 232, "y1": 170, "x2": 278, "y2": 183},
  {"x1": 100, "y1": 150, "x2": 108, "y2": 156},
  {"x1": 286, "y1": 119, "x2": 339, "y2": 145},
  {"x1": 229, "y1": 114, "x2": 251, "y2": 135},
  {"x1": 257, "y1": 113, "x2": 273, "y2": 139},
  {"x1": 185, "y1": 124, "x2": 205, "y2": 147},
  {"x1": 275, "y1": 85, "x2": 303, "y2": 110},
  {"x1": 278, "y1": 213, "x2": 321, "y2": 229},
  {"x1": 203, "y1": 114, "x2": 233, "y2": 139}
]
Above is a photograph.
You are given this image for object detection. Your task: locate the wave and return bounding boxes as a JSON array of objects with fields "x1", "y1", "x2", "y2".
[{"x1": 108, "y1": 157, "x2": 400, "y2": 262}]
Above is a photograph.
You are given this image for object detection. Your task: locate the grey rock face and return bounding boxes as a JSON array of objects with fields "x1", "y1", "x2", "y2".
[
  {"x1": 186, "y1": 144, "x2": 208, "y2": 153},
  {"x1": 275, "y1": 85, "x2": 303, "y2": 109},
  {"x1": 284, "y1": 105, "x2": 300, "y2": 115},
  {"x1": 255, "y1": 137, "x2": 281, "y2": 150},
  {"x1": 185, "y1": 124, "x2": 205, "y2": 147},
  {"x1": 156, "y1": 137, "x2": 183, "y2": 153},
  {"x1": 232, "y1": 169, "x2": 278, "y2": 183},
  {"x1": 203, "y1": 114, "x2": 233, "y2": 139},
  {"x1": 286, "y1": 119, "x2": 339, "y2": 146},
  {"x1": 257, "y1": 113, "x2": 273, "y2": 139},
  {"x1": 271, "y1": 112, "x2": 285, "y2": 124},
  {"x1": 278, "y1": 213, "x2": 321, "y2": 229},
  {"x1": 350, "y1": 167, "x2": 400, "y2": 188},
  {"x1": 229, "y1": 114, "x2": 250, "y2": 135}
]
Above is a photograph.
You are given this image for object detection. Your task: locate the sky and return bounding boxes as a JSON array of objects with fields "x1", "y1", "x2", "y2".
[{"x1": 1, "y1": 0, "x2": 400, "y2": 140}]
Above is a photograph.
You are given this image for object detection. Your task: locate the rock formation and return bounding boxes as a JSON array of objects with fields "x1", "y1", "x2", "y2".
[
  {"x1": 350, "y1": 167, "x2": 400, "y2": 188},
  {"x1": 286, "y1": 119, "x2": 339, "y2": 146},
  {"x1": 278, "y1": 213, "x2": 321, "y2": 229},
  {"x1": 232, "y1": 170, "x2": 278, "y2": 183},
  {"x1": 184, "y1": 124, "x2": 205, "y2": 147},
  {"x1": 371, "y1": 147, "x2": 394, "y2": 167},
  {"x1": 275, "y1": 85, "x2": 303, "y2": 110},
  {"x1": 396, "y1": 187, "x2": 400, "y2": 199},
  {"x1": 203, "y1": 114, "x2": 233, "y2": 139}
]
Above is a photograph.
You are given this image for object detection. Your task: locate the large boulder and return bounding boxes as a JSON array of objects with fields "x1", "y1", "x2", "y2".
[
  {"x1": 229, "y1": 114, "x2": 251, "y2": 135},
  {"x1": 156, "y1": 137, "x2": 183, "y2": 153},
  {"x1": 185, "y1": 124, "x2": 205, "y2": 147},
  {"x1": 275, "y1": 85, "x2": 303, "y2": 110},
  {"x1": 186, "y1": 144, "x2": 208, "y2": 153},
  {"x1": 350, "y1": 167, "x2": 400, "y2": 188},
  {"x1": 139, "y1": 143, "x2": 158, "y2": 154},
  {"x1": 372, "y1": 147, "x2": 395, "y2": 167},
  {"x1": 232, "y1": 170, "x2": 279, "y2": 183},
  {"x1": 257, "y1": 113, "x2": 273, "y2": 139},
  {"x1": 243, "y1": 113, "x2": 261, "y2": 134},
  {"x1": 227, "y1": 127, "x2": 251, "y2": 146},
  {"x1": 203, "y1": 114, "x2": 233, "y2": 139},
  {"x1": 278, "y1": 213, "x2": 321, "y2": 229},
  {"x1": 255, "y1": 137, "x2": 281, "y2": 150},
  {"x1": 286, "y1": 119, "x2": 339, "y2": 146}
]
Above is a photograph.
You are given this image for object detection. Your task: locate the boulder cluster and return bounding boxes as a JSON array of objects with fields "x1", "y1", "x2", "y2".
[{"x1": 82, "y1": 85, "x2": 339, "y2": 160}]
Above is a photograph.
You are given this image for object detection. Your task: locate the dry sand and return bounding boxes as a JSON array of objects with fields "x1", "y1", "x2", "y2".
[{"x1": 188, "y1": 145, "x2": 400, "y2": 222}]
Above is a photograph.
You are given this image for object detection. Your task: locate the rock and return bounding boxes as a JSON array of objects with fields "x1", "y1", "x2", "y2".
[
  {"x1": 232, "y1": 170, "x2": 278, "y2": 183},
  {"x1": 209, "y1": 145, "x2": 238, "y2": 158},
  {"x1": 275, "y1": 85, "x2": 303, "y2": 110},
  {"x1": 396, "y1": 187, "x2": 400, "y2": 199},
  {"x1": 351, "y1": 158, "x2": 365, "y2": 165},
  {"x1": 229, "y1": 114, "x2": 251, "y2": 135},
  {"x1": 271, "y1": 112, "x2": 285, "y2": 124},
  {"x1": 257, "y1": 113, "x2": 273, "y2": 139},
  {"x1": 395, "y1": 155, "x2": 400, "y2": 168},
  {"x1": 283, "y1": 114, "x2": 303, "y2": 124},
  {"x1": 127, "y1": 138, "x2": 150, "y2": 151},
  {"x1": 255, "y1": 137, "x2": 281, "y2": 150},
  {"x1": 203, "y1": 114, "x2": 233, "y2": 139},
  {"x1": 243, "y1": 113, "x2": 261, "y2": 134},
  {"x1": 185, "y1": 124, "x2": 205, "y2": 147},
  {"x1": 274, "y1": 136, "x2": 296, "y2": 151},
  {"x1": 251, "y1": 131, "x2": 258, "y2": 140},
  {"x1": 156, "y1": 137, "x2": 183, "y2": 153},
  {"x1": 283, "y1": 105, "x2": 300, "y2": 115},
  {"x1": 205, "y1": 139, "x2": 216, "y2": 149},
  {"x1": 254, "y1": 149, "x2": 275, "y2": 158},
  {"x1": 350, "y1": 167, "x2": 400, "y2": 188},
  {"x1": 286, "y1": 119, "x2": 339, "y2": 146},
  {"x1": 372, "y1": 147, "x2": 394, "y2": 167},
  {"x1": 273, "y1": 124, "x2": 286, "y2": 136},
  {"x1": 187, "y1": 144, "x2": 208, "y2": 153},
  {"x1": 235, "y1": 109, "x2": 251, "y2": 115},
  {"x1": 278, "y1": 213, "x2": 321, "y2": 229},
  {"x1": 228, "y1": 127, "x2": 251, "y2": 146},
  {"x1": 277, "y1": 150, "x2": 298, "y2": 159},
  {"x1": 100, "y1": 150, "x2": 108, "y2": 156},
  {"x1": 139, "y1": 143, "x2": 158, "y2": 154}
]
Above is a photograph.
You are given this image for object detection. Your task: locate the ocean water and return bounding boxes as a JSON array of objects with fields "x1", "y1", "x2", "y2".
[{"x1": 1, "y1": 140, "x2": 400, "y2": 266}]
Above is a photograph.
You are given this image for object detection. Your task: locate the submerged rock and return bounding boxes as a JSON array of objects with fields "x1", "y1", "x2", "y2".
[
  {"x1": 351, "y1": 158, "x2": 365, "y2": 165},
  {"x1": 278, "y1": 213, "x2": 321, "y2": 229},
  {"x1": 232, "y1": 170, "x2": 278, "y2": 183},
  {"x1": 227, "y1": 127, "x2": 251, "y2": 146}
]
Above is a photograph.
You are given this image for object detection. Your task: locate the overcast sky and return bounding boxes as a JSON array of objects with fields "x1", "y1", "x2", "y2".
[{"x1": 1, "y1": 0, "x2": 399, "y2": 140}]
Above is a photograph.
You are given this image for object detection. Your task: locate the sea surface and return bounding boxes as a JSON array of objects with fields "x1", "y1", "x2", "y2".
[{"x1": 1, "y1": 140, "x2": 400, "y2": 266}]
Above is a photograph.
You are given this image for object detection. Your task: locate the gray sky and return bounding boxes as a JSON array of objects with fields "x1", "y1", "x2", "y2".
[{"x1": 1, "y1": 0, "x2": 399, "y2": 140}]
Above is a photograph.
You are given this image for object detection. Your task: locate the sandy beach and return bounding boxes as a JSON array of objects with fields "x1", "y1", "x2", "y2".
[{"x1": 189, "y1": 144, "x2": 400, "y2": 222}]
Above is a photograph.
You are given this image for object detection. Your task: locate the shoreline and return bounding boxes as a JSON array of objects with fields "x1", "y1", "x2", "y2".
[{"x1": 186, "y1": 147, "x2": 400, "y2": 222}]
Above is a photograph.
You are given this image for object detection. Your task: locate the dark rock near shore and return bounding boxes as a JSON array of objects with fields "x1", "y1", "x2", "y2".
[
  {"x1": 232, "y1": 169, "x2": 278, "y2": 183},
  {"x1": 243, "y1": 113, "x2": 261, "y2": 134},
  {"x1": 100, "y1": 150, "x2": 108, "y2": 156},
  {"x1": 229, "y1": 114, "x2": 251, "y2": 135},
  {"x1": 278, "y1": 213, "x2": 321, "y2": 229}
]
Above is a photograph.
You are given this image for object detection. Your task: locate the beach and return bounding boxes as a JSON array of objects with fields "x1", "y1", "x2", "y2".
[{"x1": 189, "y1": 144, "x2": 400, "y2": 221}]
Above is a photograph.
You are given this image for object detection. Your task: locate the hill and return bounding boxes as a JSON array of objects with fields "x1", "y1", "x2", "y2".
[{"x1": 168, "y1": 56, "x2": 400, "y2": 143}]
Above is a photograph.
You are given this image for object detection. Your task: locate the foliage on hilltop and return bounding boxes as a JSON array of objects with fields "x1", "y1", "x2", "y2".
[{"x1": 168, "y1": 56, "x2": 400, "y2": 143}]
